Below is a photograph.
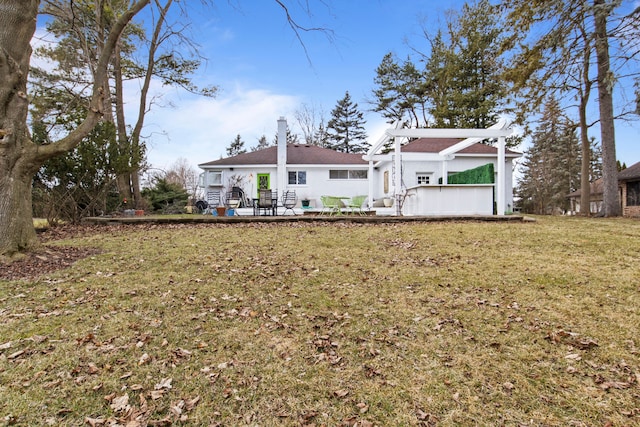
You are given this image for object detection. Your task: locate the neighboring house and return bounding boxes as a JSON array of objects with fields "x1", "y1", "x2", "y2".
[
  {"x1": 198, "y1": 117, "x2": 521, "y2": 215},
  {"x1": 565, "y1": 162, "x2": 640, "y2": 217},
  {"x1": 618, "y1": 161, "x2": 640, "y2": 217},
  {"x1": 566, "y1": 178, "x2": 604, "y2": 215}
]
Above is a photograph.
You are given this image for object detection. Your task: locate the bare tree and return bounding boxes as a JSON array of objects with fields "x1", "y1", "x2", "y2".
[{"x1": 294, "y1": 102, "x2": 326, "y2": 145}]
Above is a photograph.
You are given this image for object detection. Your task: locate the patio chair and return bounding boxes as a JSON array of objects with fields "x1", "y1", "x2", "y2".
[
  {"x1": 347, "y1": 195, "x2": 367, "y2": 215},
  {"x1": 253, "y1": 189, "x2": 277, "y2": 216},
  {"x1": 204, "y1": 190, "x2": 221, "y2": 215},
  {"x1": 224, "y1": 191, "x2": 241, "y2": 215},
  {"x1": 320, "y1": 195, "x2": 341, "y2": 216},
  {"x1": 281, "y1": 190, "x2": 298, "y2": 215}
]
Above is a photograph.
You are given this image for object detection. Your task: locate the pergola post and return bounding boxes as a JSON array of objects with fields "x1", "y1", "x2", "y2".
[
  {"x1": 497, "y1": 136, "x2": 506, "y2": 215},
  {"x1": 394, "y1": 137, "x2": 402, "y2": 215}
]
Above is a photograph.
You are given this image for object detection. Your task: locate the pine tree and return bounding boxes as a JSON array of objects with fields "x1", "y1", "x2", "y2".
[
  {"x1": 517, "y1": 98, "x2": 582, "y2": 214},
  {"x1": 371, "y1": 0, "x2": 506, "y2": 130},
  {"x1": 252, "y1": 135, "x2": 271, "y2": 152},
  {"x1": 271, "y1": 125, "x2": 300, "y2": 145},
  {"x1": 326, "y1": 91, "x2": 369, "y2": 153},
  {"x1": 227, "y1": 134, "x2": 247, "y2": 157},
  {"x1": 313, "y1": 122, "x2": 329, "y2": 148}
]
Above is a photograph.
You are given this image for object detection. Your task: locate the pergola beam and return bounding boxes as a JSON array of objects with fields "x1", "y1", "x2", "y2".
[{"x1": 385, "y1": 128, "x2": 512, "y2": 139}]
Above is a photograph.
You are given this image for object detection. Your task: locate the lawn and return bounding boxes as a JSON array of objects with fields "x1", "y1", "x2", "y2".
[{"x1": 1, "y1": 217, "x2": 639, "y2": 426}]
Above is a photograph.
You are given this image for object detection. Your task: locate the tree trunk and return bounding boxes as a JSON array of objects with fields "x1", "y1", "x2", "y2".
[
  {"x1": 1, "y1": 0, "x2": 150, "y2": 257},
  {"x1": 593, "y1": 0, "x2": 621, "y2": 216},
  {"x1": 0, "y1": 167, "x2": 39, "y2": 257},
  {"x1": 0, "y1": 1, "x2": 40, "y2": 257}
]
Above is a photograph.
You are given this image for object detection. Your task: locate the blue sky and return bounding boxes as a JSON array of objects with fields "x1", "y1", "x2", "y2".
[
  {"x1": 37, "y1": 1, "x2": 640, "y2": 173},
  {"x1": 141, "y1": 0, "x2": 459, "y2": 171}
]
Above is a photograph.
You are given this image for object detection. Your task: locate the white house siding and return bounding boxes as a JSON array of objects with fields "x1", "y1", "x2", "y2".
[
  {"x1": 373, "y1": 155, "x2": 516, "y2": 213},
  {"x1": 285, "y1": 165, "x2": 369, "y2": 208},
  {"x1": 200, "y1": 165, "x2": 369, "y2": 208}
]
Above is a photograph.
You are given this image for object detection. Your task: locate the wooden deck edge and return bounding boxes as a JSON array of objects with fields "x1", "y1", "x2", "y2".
[{"x1": 82, "y1": 214, "x2": 530, "y2": 226}]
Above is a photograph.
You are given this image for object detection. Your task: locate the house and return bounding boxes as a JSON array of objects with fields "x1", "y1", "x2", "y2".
[
  {"x1": 566, "y1": 179, "x2": 604, "y2": 215},
  {"x1": 618, "y1": 161, "x2": 640, "y2": 217},
  {"x1": 198, "y1": 142, "x2": 369, "y2": 209},
  {"x1": 565, "y1": 162, "x2": 640, "y2": 217},
  {"x1": 198, "y1": 117, "x2": 521, "y2": 215}
]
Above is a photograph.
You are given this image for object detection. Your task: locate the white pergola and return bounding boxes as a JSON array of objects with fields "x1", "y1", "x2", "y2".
[{"x1": 363, "y1": 120, "x2": 514, "y2": 215}]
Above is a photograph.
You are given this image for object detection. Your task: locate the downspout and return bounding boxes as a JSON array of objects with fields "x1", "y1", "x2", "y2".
[{"x1": 277, "y1": 117, "x2": 287, "y2": 200}]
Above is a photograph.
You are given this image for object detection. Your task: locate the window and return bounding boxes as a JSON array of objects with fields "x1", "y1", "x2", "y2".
[
  {"x1": 329, "y1": 169, "x2": 368, "y2": 180},
  {"x1": 627, "y1": 181, "x2": 640, "y2": 206},
  {"x1": 416, "y1": 173, "x2": 431, "y2": 185},
  {"x1": 207, "y1": 170, "x2": 222, "y2": 186},
  {"x1": 288, "y1": 171, "x2": 307, "y2": 185}
]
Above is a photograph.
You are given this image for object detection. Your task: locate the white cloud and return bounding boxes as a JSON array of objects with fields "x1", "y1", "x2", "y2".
[{"x1": 141, "y1": 84, "x2": 300, "y2": 170}]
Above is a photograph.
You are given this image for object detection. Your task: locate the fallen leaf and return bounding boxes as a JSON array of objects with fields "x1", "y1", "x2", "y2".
[
  {"x1": 154, "y1": 378, "x2": 172, "y2": 390},
  {"x1": 8, "y1": 350, "x2": 25, "y2": 359},
  {"x1": 150, "y1": 390, "x2": 164, "y2": 400},
  {"x1": 138, "y1": 353, "x2": 151, "y2": 366},
  {"x1": 110, "y1": 393, "x2": 130, "y2": 412},
  {"x1": 599, "y1": 381, "x2": 630, "y2": 391},
  {"x1": 170, "y1": 400, "x2": 185, "y2": 416},
  {"x1": 85, "y1": 416, "x2": 106, "y2": 426},
  {"x1": 185, "y1": 396, "x2": 201, "y2": 411},
  {"x1": 174, "y1": 348, "x2": 192, "y2": 358},
  {"x1": 334, "y1": 389, "x2": 349, "y2": 398}
]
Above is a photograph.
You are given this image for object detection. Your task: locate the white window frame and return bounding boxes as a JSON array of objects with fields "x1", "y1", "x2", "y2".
[
  {"x1": 329, "y1": 169, "x2": 368, "y2": 180},
  {"x1": 288, "y1": 170, "x2": 307, "y2": 185},
  {"x1": 208, "y1": 170, "x2": 223, "y2": 186},
  {"x1": 416, "y1": 173, "x2": 432, "y2": 185}
]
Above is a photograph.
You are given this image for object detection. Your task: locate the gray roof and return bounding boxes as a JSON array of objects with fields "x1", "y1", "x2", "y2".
[{"x1": 618, "y1": 161, "x2": 640, "y2": 180}]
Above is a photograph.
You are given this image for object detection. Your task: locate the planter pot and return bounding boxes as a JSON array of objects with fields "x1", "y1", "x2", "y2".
[
  {"x1": 135, "y1": 210, "x2": 144, "y2": 216},
  {"x1": 383, "y1": 198, "x2": 393, "y2": 207},
  {"x1": 301, "y1": 199, "x2": 310, "y2": 208},
  {"x1": 215, "y1": 207, "x2": 226, "y2": 216}
]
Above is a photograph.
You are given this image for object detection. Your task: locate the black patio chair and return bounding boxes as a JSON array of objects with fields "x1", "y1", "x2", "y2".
[
  {"x1": 253, "y1": 189, "x2": 277, "y2": 215},
  {"x1": 281, "y1": 190, "x2": 298, "y2": 215}
]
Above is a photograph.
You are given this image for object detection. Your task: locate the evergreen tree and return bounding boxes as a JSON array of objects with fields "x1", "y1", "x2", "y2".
[
  {"x1": 227, "y1": 134, "x2": 247, "y2": 157},
  {"x1": 371, "y1": 0, "x2": 506, "y2": 130},
  {"x1": 517, "y1": 99, "x2": 582, "y2": 214},
  {"x1": 326, "y1": 91, "x2": 369, "y2": 153},
  {"x1": 313, "y1": 122, "x2": 330, "y2": 148},
  {"x1": 252, "y1": 135, "x2": 271, "y2": 152},
  {"x1": 502, "y1": 0, "x2": 640, "y2": 216},
  {"x1": 372, "y1": 52, "x2": 427, "y2": 125},
  {"x1": 272, "y1": 125, "x2": 300, "y2": 145}
]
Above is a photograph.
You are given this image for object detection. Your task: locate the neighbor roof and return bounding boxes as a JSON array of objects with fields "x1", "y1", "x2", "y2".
[
  {"x1": 401, "y1": 138, "x2": 520, "y2": 156},
  {"x1": 567, "y1": 178, "x2": 604, "y2": 198},
  {"x1": 618, "y1": 161, "x2": 640, "y2": 180},
  {"x1": 199, "y1": 144, "x2": 368, "y2": 167}
]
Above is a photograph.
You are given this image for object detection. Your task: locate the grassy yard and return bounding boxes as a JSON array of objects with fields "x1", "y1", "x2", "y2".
[{"x1": 1, "y1": 217, "x2": 639, "y2": 426}]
